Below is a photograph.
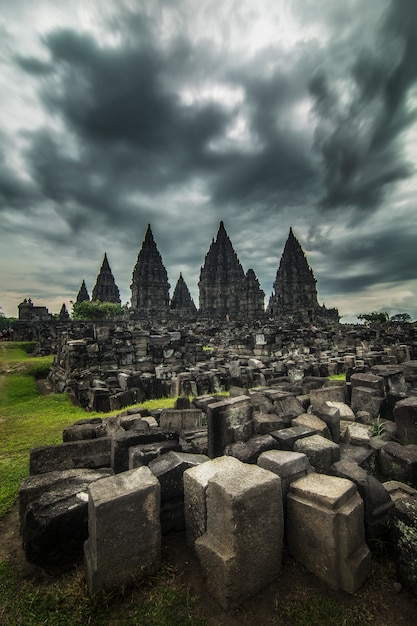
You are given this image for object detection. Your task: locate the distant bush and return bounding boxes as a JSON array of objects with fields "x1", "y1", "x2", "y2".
[{"x1": 72, "y1": 300, "x2": 126, "y2": 320}]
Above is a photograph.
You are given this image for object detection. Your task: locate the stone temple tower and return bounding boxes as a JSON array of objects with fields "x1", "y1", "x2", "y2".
[
  {"x1": 76, "y1": 279, "x2": 90, "y2": 303},
  {"x1": 130, "y1": 225, "x2": 170, "y2": 315},
  {"x1": 170, "y1": 273, "x2": 197, "y2": 318},
  {"x1": 92, "y1": 253, "x2": 121, "y2": 304},
  {"x1": 267, "y1": 228, "x2": 338, "y2": 323},
  {"x1": 199, "y1": 221, "x2": 264, "y2": 319}
]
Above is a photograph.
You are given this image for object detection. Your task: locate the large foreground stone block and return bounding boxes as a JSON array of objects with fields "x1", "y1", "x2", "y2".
[
  {"x1": 84, "y1": 466, "x2": 161, "y2": 594},
  {"x1": 184, "y1": 456, "x2": 242, "y2": 548},
  {"x1": 195, "y1": 459, "x2": 283, "y2": 610},
  {"x1": 287, "y1": 474, "x2": 371, "y2": 593},
  {"x1": 20, "y1": 468, "x2": 113, "y2": 569},
  {"x1": 379, "y1": 442, "x2": 417, "y2": 486},
  {"x1": 390, "y1": 495, "x2": 417, "y2": 596}
]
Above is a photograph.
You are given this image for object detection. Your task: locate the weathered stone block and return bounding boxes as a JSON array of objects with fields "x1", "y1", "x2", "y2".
[
  {"x1": 207, "y1": 396, "x2": 253, "y2": 458},
  {"x1": 252, "y1": 412, "x2": 286, "y2": 434},
  {"x1": 129, "y1": 441, "x2": 182, "y2": 468},
  {"x1": 309, "y1": 385, "x2": 346, "y2": 406},
  {"x1": 184, "y1": 456, "x2": 242, "y2": 548},
  {"x1": 394, "y1": 397, "x2": 417, "y2": 445},
  {"x1": 159, "y1": 408, "x2": 203, "y2": 432},
  {"x1": 330, "y1": 460, "x2": 394, "y2": 541},
  {"x1": 149, "y1": 450, "x2": 209, "y2": 501},
  {"x1": 287, "y1": 474, "x2": 371, "y2": 593},
  {"x1": 224, "y1": 434, "x2": 279, "y2": 463},
  {"x1": 257, "y1": 449, "x2": 314, "y2": 503},
  {"x1": 293, "y1": 434, "x2": 340, "y2": 473},
  {"x1": 111, "y1": 429, "x2": 179, "y2": 474},
  {"x1": 379, "y1": 442, "x2": 417, "y2": 486},
  {"x1": 20, "y1": 468, "x2": 113, "y2": 569},
  {"x1": 351, "y1": 387, "x2": 383, "y2": 419},
  {"x1": 30, "y1": 438, "x2": 112, "y2": 475},
  {"x1": 311, "y1": 402, "x2": 340, "y2": 443},
  {"x1": 270, "y1": 425, "x2": 316, "y2": 450},
  {"x1": 383, "y1": 480, "x2": 417, "y2": 502},
  {"x1": 390, "y1": 495, "x2": 417, "y2": 596},
  {"x1": 195, "y1": 460, "x2": 283, "y2": 610},
  {"x1": 84, "y1": 467, "x2": 161, "y2": 595},
  {"x1": 291, "y1": 413, "x2": 331, "y2": 439},
  {"x1": 350, "y1": 372, "x2": 385, "y2": 395}
]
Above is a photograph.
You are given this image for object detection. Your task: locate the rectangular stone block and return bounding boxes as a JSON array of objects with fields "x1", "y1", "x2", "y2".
[
  {"x1": 29, "y1": 438, "x2": 112, "y2": 475},
  {"x1": 195, "y1": 459, "x2": 283, "y2": 610},
  {"x1": 394, "y1": 397, "x2": 417, "y2": 445},
  {"x1": 351, "y1": 387, "x2": 383, "y2": 419},
  {"x1": 159, "y1": 408, "x2": 203, "y2": 432},
  {"x1": 207, "y1": 396, "x2": 253, "y2": 458},
  {"x1": 84, "y1": 466, "x2": 161, "y2": 594},
  {"x1": 111, "y1": 429, "x2": 179, "y2": 473},
  {"x1": 184, "y1": 456, "x2": 242, "y2": 548},
  {"x1": 293, "y1": 434, "x2": 340, "y2": 474},
  {"x1": 287, "y1": 474, "x2": 371, "y2": 593}
]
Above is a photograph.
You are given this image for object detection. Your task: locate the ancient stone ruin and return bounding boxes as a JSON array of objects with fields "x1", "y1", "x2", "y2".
[
  {"x1": 91, "y1": 253, "x2": 121, "y2": 304},
  {"x1": 18, "y1": 322, "x2": 417, "y2": 608}
]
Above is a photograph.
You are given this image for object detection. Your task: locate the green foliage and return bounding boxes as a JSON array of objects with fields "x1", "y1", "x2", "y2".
[
  {"x1": 390, "y1": 312, "x2": 412, "y2": 323},
  {"x1": 357, "y1": 311, "x2": 389, "y2": 324},
  {"x1": 72, "y1": 300, "x2": 126, "y2": 320}
]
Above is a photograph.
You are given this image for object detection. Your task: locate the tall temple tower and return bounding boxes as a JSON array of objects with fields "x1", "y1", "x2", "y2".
[
  {"x1": 199, "y1": 221, "x2": 264, "y2": 319},
  {"x1": 130, "y1": 225, "x2": 170, "y2": 315},
  {"x1": 170, "y1": 273, "x2": 197, "y2": 318},
  {"x1": 267, "y1": 228, "x2": 338, "y2": 322},
  {"x1": 92, "y1": 254, "x2": 121, "y2": 304}
]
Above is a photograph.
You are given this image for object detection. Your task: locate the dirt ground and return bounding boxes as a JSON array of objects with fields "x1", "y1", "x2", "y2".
[{"x1": 1, "y1": 502, "x2": 417, "y2": 626}]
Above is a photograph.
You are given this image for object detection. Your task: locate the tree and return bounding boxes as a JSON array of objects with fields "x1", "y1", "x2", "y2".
[
  {"x1": 0, "y1": 306, "x2": 17, "y2": 332},
  {"x1": 357, "y1": 311, "x2": 389, "y2": 324},
  {"x1": 72, "y1": 300, "x2": 126, "y2": 320},
  {"x1": 390, "y1": 313, "x2": 412, "y2": 323}
]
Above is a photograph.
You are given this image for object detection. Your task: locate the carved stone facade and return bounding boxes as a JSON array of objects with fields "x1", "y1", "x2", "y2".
[
  {"x1": 92, "y1": 254, "x2": 121, "y2": 304},
  {"x1": 130, "y1": 225, "x2": 170, "y2": 316},
  {"x1": 170, "y1": 273, "x2": 197, "y2": 318},
  {"x1": 267, "y1": 228, "x2": 339, "y2": 323},
  {"x1": 199, "y1": 222, "x2": 264, "y2": 319}
]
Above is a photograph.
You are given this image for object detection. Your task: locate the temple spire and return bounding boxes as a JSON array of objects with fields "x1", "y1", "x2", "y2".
[{"x1": 92, "y1": 254, "x2": 121, "y2": 304}]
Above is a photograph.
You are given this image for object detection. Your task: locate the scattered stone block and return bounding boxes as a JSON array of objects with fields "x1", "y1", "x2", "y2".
[
  {"x1": 384, "y1": 480, "x2": 417, "y2": 502},
  {"x1": 379, "y1": 442, "x2": 417, "y2": 486},
  {"x1": 129, "y1": 441, "x2": 182, "y2": 468},
  {"x1": 311, "y1": 402, "x2": 341, "y2": 443},
  {"x1": 111, "y1": 429, "x2": 179, "y2": 473},
  {"x1": 309, "y1": 385, "x2": 346, "y2": 406},
  {"x1": 351, "y1": 387, "x2": 383, "y2": 419},
  {"x1": 20, "y1": 468, "x2": 113, "y2": 569},
  {"x1": 291, "y1": 413, "x2": 331, "y2": 439},
  {"x1": 252, "y1": 412, "x2": 287, "y2": 434},
  {"x1": 195, "y1": 460, "x2": 283, "y2": 610},
  {"x1": 184, "y1": 456, "x2": 242, "y2": 548},
  {"x1": 273, "y1": 394, "x2": 305, "y2": 418},
  {"x1": 287, "y1": 474, "x2": 371, "y2": 593},
  {"x1": 84, "y1": 466, "x2": 161, "y2": 594},
  {"x1": 293, "y1": 435, "x2": 340, "y2": 474},
  {"x1": 270, "y1": 425, "x2": 316, "y2": 450},
  {"x1": 390, "y1": 495, "x2": 417, "y2": 596},
  {"x1": 257, "y1": 449, "x2": 314, "y2": 504},
  {"x1": 330, "y1": 460, "x2": 394, "y2": 541},
  {"x1": 326, "y1": 401, "x2": 356, "y2": 422},
  {"x1": 394, "y1": 397, "x2": 417, "y2": 445},
  {"x1": 63, "y1": 418, "x2": 107, "y2": 442},
  {"x1": 159, "y1": 408, "x2": 203, "y2": 432},
  {"x1": 149, "y1": 450, "x2": 209, "y2": 501},
  {"x1": 207, "y1": 396, "x2": 253, "y2": 458},
  {"x1": 30, "y1": 438, "x2": 112, "y2": 475},
  {"x1": 350, "y1": 372, "x2": 385, "y2": 395},
  {"x1": 342, "y1": 422, "x2": 372, "y2": 447},
  {"x1": 224, "y1": 434, "x2": 279, "y2": 463}
]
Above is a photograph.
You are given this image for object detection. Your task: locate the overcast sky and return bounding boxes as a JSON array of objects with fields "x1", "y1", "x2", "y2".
[{"x1": 1, "y1": 0, "x2": 416, "y2": 322}]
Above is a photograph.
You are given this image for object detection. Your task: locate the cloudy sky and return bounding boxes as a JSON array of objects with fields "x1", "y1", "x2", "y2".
[{"x1": 1, "y1": 0, "x2": 416, "y2": 322}]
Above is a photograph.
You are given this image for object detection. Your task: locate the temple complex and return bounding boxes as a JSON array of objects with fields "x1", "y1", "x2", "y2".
[
  {"x1": 267, "y1": 228, "x2": 339, "y2": 323},
  {"x1": 130, "y1": 225, "x2": 170, "y2": 316},
  {"x1": 91, "y1": 254, "x2": 121, "y2": 304},
  {"x1": 170, "y1": 273, "x2": 197, "y2": 318},
  {"x1": 76, "y1": 280, "x2": 90, "y2": 303},
  {"x1": 198, "y1": 221, "x2": 264, "y2": 319}
]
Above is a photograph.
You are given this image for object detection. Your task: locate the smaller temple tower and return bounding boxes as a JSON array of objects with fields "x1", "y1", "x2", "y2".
[
  {"x1": 130, "y1": 225, "x2": 170, "y2": 316},
  {"x1": 76, "y1": 280, "x2": 90, "y2": 303},
  {"x1": 170, "y1": 273, "x2": 197, "y2": 318},
  {"x1": 92, "y1": 254, "x2": 121, "y2": 304}
]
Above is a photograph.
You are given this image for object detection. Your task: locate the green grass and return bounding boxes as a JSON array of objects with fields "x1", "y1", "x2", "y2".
[
  {"x1": 0, "y1": 560, "x2": 206, "y2": 626},
  {"x1": 328, "y1": 373, "x2": 346, "y2": 381},
  {"x1": 276, "y1": 592, "x2": 373, "y2": 625}
]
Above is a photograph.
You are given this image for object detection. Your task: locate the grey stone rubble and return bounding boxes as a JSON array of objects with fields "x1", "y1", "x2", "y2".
[{"x1": 18, "y1": 350, "x2": 417, "y2": 605}]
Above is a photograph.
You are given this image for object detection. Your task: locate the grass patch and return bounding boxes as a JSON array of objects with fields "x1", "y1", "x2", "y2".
[
  {"x1": 0, "y1": 560, "x2": 206, "y2": 626},
  {"x1": 328, "y1": 373, "x2": 346, "y2": 381},
  {"x1": 276, "y1": 592, "x2": 373, "y2": 625}
]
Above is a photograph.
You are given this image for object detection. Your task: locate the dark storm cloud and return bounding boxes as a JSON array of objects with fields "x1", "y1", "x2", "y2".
[
  {"x1": 0, "y1": 143, "x2": 37, "y2": 211},
  {"x1": 309, "y1": 0, "x2": 417, "y2": 213}
]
